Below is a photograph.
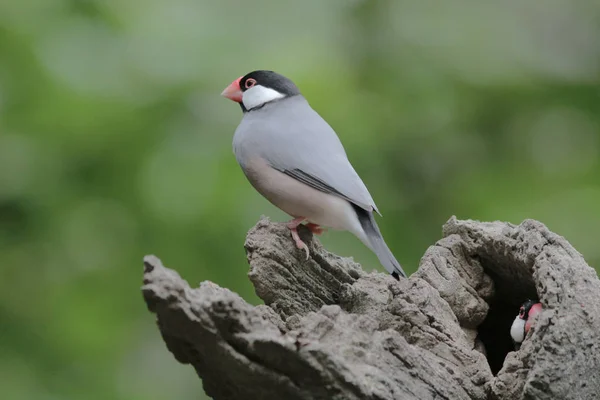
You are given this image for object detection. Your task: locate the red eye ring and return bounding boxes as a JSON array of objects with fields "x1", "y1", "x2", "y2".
[{"x1": 245, "y1": 78, "x2": 257, "y2": 89}]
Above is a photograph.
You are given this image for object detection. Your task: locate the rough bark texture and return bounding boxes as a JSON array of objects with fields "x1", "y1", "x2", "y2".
[{"x1": 142, "y1": 216, "x2": 600, "y2": 400}]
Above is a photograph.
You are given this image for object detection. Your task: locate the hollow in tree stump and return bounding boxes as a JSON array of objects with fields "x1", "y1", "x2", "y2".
[{"x1": 141, "y1": 216, "x2": 600, "y2": 400}]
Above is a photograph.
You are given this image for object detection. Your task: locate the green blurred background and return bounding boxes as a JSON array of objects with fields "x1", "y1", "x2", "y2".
[{"x1": 1, "y1": 0, "x2": 599, "y2": 399}]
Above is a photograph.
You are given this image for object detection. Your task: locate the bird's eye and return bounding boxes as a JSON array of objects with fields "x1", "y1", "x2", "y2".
[
  {"x1": 245, "y1": 78, "x2": 257, "y2": 89},
  {"x1": 519, "y1": 308, "x2": 524, "y2": 316}
]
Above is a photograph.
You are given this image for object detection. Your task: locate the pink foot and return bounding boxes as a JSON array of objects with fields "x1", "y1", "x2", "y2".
[
  {"x1": 286, "y1": 217, "x2": 309, "y2": 260},
  {"x1": 306, "y1": 223, "x2": 325, "y2": 235}
]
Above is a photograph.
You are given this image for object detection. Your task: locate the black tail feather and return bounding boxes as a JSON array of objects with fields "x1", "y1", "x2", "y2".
[{"x1": 352, "y1": 204, "x2": 407, "y2": 278}]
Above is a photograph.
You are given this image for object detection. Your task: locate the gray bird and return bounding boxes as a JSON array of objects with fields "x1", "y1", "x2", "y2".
[{"x1": 221, "y1": 70, "x2": 406, "y2": 279}]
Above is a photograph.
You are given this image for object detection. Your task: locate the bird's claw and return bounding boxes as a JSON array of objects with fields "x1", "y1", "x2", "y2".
[
  {"x1": 287, "y1": 218, "x2": 311, "y2": 260},
  {"x1": 290, "y1": 227, "x2": 310, "y2": 260},
  {"x1": 306, "y1": 223, "x2": 325, "y2": 235}
]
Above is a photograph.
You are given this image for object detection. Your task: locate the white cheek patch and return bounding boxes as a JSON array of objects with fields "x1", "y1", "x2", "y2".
[
  {"x1": 510, "y1": 316, "x2": 526, "y2": 343},
  {"x1": 242, "y1": 85, "x2": 285, "y2": 110}
]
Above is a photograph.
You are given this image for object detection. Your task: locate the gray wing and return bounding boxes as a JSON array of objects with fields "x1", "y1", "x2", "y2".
[
  {"x1": 282, "y1": 168, "x2": 363, "y2": 207},
  {"x1": 234, "y1": 96, "x2": 380, "y2": 214}
]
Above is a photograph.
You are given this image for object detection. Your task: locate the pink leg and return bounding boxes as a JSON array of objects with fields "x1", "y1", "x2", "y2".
[
  {"x1": 286, "y1": 217, "x2": 309, "y2": 260},
  {"x1": 306, "y1": 223, "x2": 325, "y2": 235}
]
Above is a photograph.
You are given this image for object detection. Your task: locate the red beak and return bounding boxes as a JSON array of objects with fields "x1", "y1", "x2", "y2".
[
  {"x1": 525, "y1": 302, "x2": 542, "y2": 333},
  {"x1": 221, "y1": 77, "x2": 243, "y2": 103}
]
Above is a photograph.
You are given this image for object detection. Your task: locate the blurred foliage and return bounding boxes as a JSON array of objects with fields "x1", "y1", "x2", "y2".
[{"x1": 1, "y1": 0, "x2": 599, "y2": 399}]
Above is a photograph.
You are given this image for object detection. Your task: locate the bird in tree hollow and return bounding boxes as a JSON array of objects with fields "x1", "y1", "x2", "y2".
[
  {"x1": 510, "y1": 299, "x2": 543, "y2": 349},
  {"x1": 221, "y1": 70, "x2": 406, "y2": 279}
]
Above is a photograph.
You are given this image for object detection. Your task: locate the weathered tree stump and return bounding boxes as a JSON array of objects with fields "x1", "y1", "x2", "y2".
[{"x1": 141, "y1": 216, "x2": 600, "y2": 400}]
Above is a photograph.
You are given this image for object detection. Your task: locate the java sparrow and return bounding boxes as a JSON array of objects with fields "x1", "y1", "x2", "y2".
[
  {"x1": 221, "y1": 70, "x2": 406, "y2": 279},
  {"x1": 510, "y1": 299, "x2": 542, "y2": 349}
]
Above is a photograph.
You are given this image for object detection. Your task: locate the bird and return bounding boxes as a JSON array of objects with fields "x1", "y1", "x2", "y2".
[
  {"x1": 221, "y1": 70, "x2": 406, "y2": 279},
  {"x1": 510, "y1": 299, "x2": 542, "y2": 349}
]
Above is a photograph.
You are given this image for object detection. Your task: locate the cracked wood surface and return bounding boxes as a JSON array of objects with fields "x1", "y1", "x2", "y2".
[{"x1": 142, "y1": 216, "x2": 600, "y2": 400}]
